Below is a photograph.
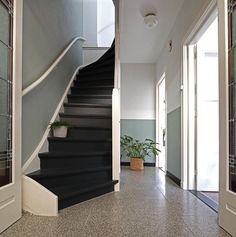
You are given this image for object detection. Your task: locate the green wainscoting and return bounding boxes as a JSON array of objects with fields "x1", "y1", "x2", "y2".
[
  {"x1": 167, "y1": 107, "x2": 181, "y2": 180},
  {"x1": 121, "y1": 119, "x2": 156, "y2": 163}
]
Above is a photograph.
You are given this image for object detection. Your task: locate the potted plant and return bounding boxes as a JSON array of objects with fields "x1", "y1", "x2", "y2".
[
  {"x1": 49, "y1": 121, "x2": 70, "y2": 138},
  {"x1": 121, "y1": 135, "x2": 160, "y2": 171}
]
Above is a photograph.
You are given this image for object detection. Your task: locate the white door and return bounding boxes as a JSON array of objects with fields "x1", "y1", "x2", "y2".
[
  {"x1": 218, "y1": 0, "x2": 236, "y2": 236},
  {"x1": 156, "y1": 74, "x2": 166, "y2": 171},
  {"x1": 0, "y1": 0, "x2": 22, "y2": 233}
]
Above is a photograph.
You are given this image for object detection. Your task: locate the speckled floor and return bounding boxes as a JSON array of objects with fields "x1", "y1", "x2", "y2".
[{"x1": 1, "y1": 167, "x2": 231, "y2": 237}]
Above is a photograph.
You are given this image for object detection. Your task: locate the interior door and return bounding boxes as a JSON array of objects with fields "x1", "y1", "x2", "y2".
[
  {"x1": 0, "y1": 0, "x2": 21, "y2": 233},
  {"x1": 218, "y1": 0, "x2": 236, "y2": 235},
  {"x1": 157, "y1": 76, "x2": 166, "y2": 171}
]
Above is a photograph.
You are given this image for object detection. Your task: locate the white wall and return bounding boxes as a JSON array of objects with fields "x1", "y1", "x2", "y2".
[
  {"x1": 156, "y1": 0, "x2": 212, "y2": 113},
  {"x1": 83, "y1": 47, "x2": 108, "y2": 65},
  {"x1": 121, "y1": 63, "x2": 156, "y2": 120},
  {"x1": 23, "y1": 0, "x2": 83, "y2": 165},
  {"x1": 83, "y1": 0, "x2": 98, "y2": 47},
  {"x1": 120, "y1": 63, "x2": 156, "y2": 163},
  {"x1": 155, "y1": 0, "x2": 213, "y2": 178},
  {"x1": 97, "y1": 0, "x2": 115, "y2": 47}
]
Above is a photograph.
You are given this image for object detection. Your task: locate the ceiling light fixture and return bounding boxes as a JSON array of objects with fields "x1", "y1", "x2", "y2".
[{"x1": 144, "y1": 13, "x2": 158, "y2": 29}]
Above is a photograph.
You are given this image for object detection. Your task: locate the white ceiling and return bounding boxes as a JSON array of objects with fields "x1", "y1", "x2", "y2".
[{"x1": 120, "y1": 0, "x2": 185, "y2": 63}]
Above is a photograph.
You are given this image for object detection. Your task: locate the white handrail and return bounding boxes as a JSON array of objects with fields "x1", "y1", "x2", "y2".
[{"x1": 22, "y1": 37, "x2": 86, "y2": 96}]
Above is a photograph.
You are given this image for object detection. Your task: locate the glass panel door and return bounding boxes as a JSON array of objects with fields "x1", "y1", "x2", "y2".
[
  {"x1": 0, "y1": 0, "x2": 22, "y2": 233},
  {"x1": 218, "y1": 0, "x2": 236, "y2": 235},
  {"x1": 228, "y1": 0, "x2": 236, "y2": 194},
  {"x1": 0, "y1": 0, "x2": 12, "y2": 188}
]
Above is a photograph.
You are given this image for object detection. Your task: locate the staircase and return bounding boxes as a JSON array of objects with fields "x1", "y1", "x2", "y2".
[{"x1": 27, "y1": 42, "x2": 118, "y2": 210}]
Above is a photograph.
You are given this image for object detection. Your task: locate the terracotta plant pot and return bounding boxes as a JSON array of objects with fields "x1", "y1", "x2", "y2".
[
  {"x1": 53, "y1": 126, "x2": 68, "y2": 137},
  {"x1": 130, "y1": 158, "x2": 144, "y2": 171}
]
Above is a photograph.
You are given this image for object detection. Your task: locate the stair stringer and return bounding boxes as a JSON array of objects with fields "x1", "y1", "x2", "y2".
[
  {"x1": 22, "y1": 175, "x2": 58, "y2": 216},
  {"x1": 22, "y1": 65, "x2": 86, "y2": 175}
]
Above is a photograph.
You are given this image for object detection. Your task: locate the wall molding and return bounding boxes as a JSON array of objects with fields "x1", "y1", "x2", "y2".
[{"x1": 22, "y1": 65, "x2": 85, "y2": 174}]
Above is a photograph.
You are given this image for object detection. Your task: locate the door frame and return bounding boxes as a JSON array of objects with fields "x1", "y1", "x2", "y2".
[
  {"x1": 0, "y1": 0, "x2": 23, "y2": 233},
  {"x1": 13, "y1": 0, "x2": 23, "y2": 202},
  {"x1": 218, "y1": 0, "x2": 236, "y2": 235},
  {"x1": 156, "y1": 73, "x2": 167, "y2": 170},
  {"x1": 181, "y1": 0, "x2": 218, "y2": 190}
]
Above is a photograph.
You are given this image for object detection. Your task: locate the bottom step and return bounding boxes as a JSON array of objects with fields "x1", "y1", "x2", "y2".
[{"x1": 56, "y1": 180, "x2": 118, "y2": 210}]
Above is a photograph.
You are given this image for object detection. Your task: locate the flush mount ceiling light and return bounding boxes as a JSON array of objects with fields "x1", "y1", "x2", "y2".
[{"x1": 144, "y1": 13, "x2": 158, "y2": 29}]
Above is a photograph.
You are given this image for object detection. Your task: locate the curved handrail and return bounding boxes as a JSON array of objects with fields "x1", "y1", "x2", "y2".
[{"x1": 22, "y1": 37, "x2": 86, "y2": 96}]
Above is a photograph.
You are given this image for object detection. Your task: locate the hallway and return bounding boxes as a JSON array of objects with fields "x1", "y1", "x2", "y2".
[{"x1": 1, "y1": 167, "x2": 230, "y2": 237}]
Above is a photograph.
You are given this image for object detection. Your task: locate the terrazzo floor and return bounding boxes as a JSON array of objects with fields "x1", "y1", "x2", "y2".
[{"x1": 1, "y1": 167, "x2": 231, "y2": 237}]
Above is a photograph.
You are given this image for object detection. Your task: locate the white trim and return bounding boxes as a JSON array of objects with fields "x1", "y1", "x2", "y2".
[
  {"x1": 22, "y1": 176, "x2": 58, "y2": 216},
  {"x1": 13, "y1": 0, "x2": 23, "y2": 196},
  {"x1": 112, "y1": 0, "x2": 121, "y2": 192},
  {"x1": 115, "y1": 0, "x2": 121, "y2": 90},
  {"x1": 22, "y1": 65, "x2": 85, "y2": 174},
  {"x1": 112, "y1": 89, "x2": 120, "y2": 192},
  {"x1": 181, "y1": 0, "x2": 218, "y2": 190},
  {"x1": 182, "y1": 0, "x2": 217, "y2": 45},
  {"x1": 22, "y1": 37, "x2": 86, "y2": 96}
]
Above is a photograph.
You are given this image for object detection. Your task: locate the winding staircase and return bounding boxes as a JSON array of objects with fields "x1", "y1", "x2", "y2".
[{"x1": 28, "y1": 43, "x2": 118, "y2": 210}]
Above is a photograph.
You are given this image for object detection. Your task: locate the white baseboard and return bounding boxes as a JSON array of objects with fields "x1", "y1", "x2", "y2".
[{"x1": 22, "y1": 65, "x2": 84, "y2": 174}]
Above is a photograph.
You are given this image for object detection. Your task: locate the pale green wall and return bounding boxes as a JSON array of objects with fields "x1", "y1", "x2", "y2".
[
  {"x1": 22, "y1": 0, "x2": 83, "y2": 165},
  {"x1": 167, "y1": 107, "x2": 181, "y2": 179},
  {"x1": 121, "y1": 119, "x2": 156, "y2": 163}
]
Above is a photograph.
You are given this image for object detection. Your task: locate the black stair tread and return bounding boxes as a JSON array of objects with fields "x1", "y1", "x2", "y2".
[
  {"x1": 80, "y1": 68, "x2": 114, "y2": 75},
  {"x1": 48, "y1": 137, "x2": 112, "y2": 142},
  {"x1": 97, "y1": 52, "x2": 115, "y2": 62},
  {"x1": 71, "y1": 85, "x2": 113, "y2": 90},
  {"x1": 39, "y1": 151, "x2": 112, "y2": 158},
  {"x1": 53, "y1": 180, "x2": 118, "y2": 200},
  {"x1": 77, "y1": 75, "x2": 113, "y2": 80},
  {"x1": 28, "y1": 166, "x2": 112, "y2": 179},
  {"x1": 68, "y1": 94, "x2": 112, "y2": 98},
  {"x1": 80, "y1": 61, "x2": 114, "y2": 72},
  {"x1": 64, "y1": 103, "x2": 112, "y2": 108},
  {"x1": 59, "y1": 113, "x2": 112, "y2": 119},
  {"x1": 79, "y1": 67, "x2": 114, "y2": 74},
  {"x1": 73, "y1": 84, "x2": 113, "y2": 88},
  {"x1": 69, "y1": 126, "x2": 111, "y2": 130},
  {"x1": 76, "y1": 77, "x2": 114, "y2": 82}
]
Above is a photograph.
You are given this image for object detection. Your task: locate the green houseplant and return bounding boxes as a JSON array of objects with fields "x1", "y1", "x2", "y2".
[
  {"x1": 121, "y1": 135, "x2": 160, "y2": 171},
  {"x1": 49, "y1": 121, "x2": 70, "y2": 138}
]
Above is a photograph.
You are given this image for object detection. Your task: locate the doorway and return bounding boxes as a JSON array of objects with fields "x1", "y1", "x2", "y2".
[
  {"x1": 195, "y1": 17, "x2": 219, "y2": 209},
  {"x1": 156, "y1": 74, "x2": 166, "y2": 171},
  {"x1": 182, "y1": 9, "x2": 219, "y2": 211}
]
